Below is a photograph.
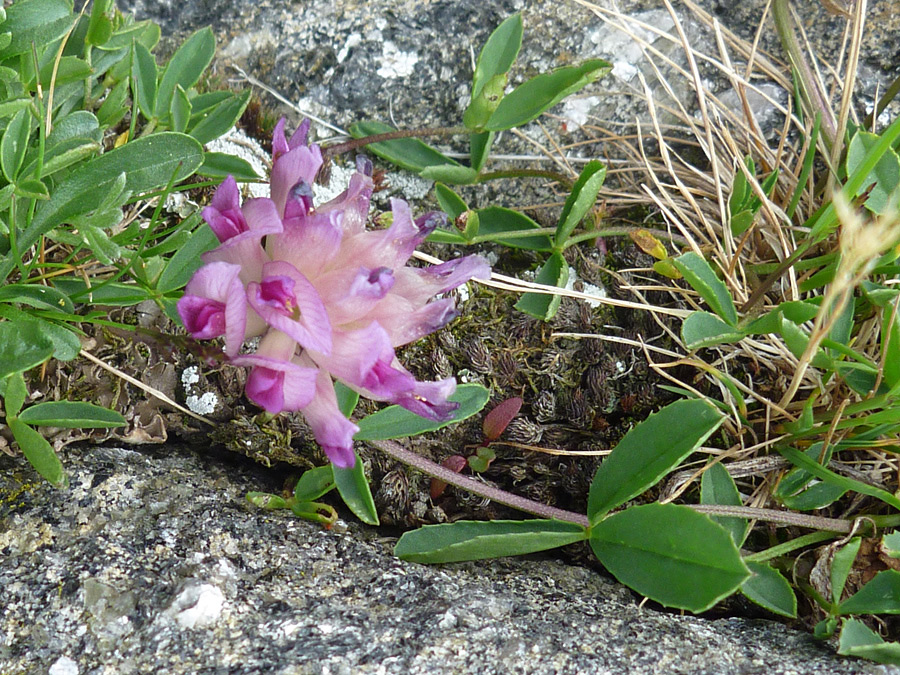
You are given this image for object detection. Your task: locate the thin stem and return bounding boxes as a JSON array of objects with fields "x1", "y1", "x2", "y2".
[
  {"x1": 689, "y1": 504, "x2": 853, "y2": 532},
  {"x1": 476, "y1": 168, "x2": 573, "y2": 187},
  {"x1": 367, "y1": 438, "x2": 591, "y2": 527},
  {"x1": 321, "y1": 126, "x2": 470, "y2": 162}
]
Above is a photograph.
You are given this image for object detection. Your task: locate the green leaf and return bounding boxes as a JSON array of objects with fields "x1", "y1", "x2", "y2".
[
  {"x1": 348, "y1": 120, "x2": 461, "y2": 174},
  {"x1": 13, "y1": 177, "x2": 47, "y2": 200},
  {"x1": 156, "y1": 224, "x2": 218, "y2": 294},
  {"x1": 353, "y1": 383, "x2": 490, "y2": 441},
  {"x1": 701, "y1": 461, "x2": 748, "y2": 547},
  {"x1": 80, "y1": 223, "x2": 123, "y2": 265},
  {"x1": 188, "y1": 89, "x2": 251, "y2": 145},
  {"x1": 18, "y1": 401, "x2": 125, "y2": 428},
  {"x1": 588, "y1": 399, "x2": 723, "y2": 521},
  {"x1": 86, "y1": 0, "x2": 113, "y2": 46},
  {"x1": 3, "y1": 371, "x2": 27, "y2": 418},
  {"x1": 197, "y1": 152, "x2": 261, "y2": 181},
  {"x1": 671, "y1": 252, "x2": 738, "y2": 326},
  {"x1": 434, "y1": 182, "x2": 468, "y2": 221},
  {"x1": 9, "y1": 418, "x2": 67, "y2": 487},
  {"x1": 419, "y1": 164, "x2": 479, "y2": 185},
  {"x1": 839, "y1": 570, "x2": 900, "y2": 615},
  {"x1": 485, "y1": 59, "x2": 611, "y2": 131},
  {"x1": 882, "y1": 304, "x2": 900, "y2": 388},
  {"x1": 846, "y1": 130, "x2": 900, "y2": 214},
  {"x1": 131, "y1": 40, "x2": 158, "y2": 120},
  {"x1": 0, "y1": 305, "x2": 80, "y2": 361},
  {"x1": 333, "y1": 451, "x2": 379, "y2": 525},
  {"x1": 103, "y1": 19, "x2": 160, "y2": 52},
  {"x1": 0, "y1": 0, "x2": 72, "y2": 59},
  {"x1": 740, "y1": 562, "x2": 797, "y2": 618},
  {"x1": 51, "y1": 278, "x2": 150, "y2": 306},
  {"x1": 838, "y1": 618, "x2": 900, "y2": 665},
  {"x1": 469, "y1": 131, "x2": 494, "y2": 173},
  {"x1": 777, "y1": 446, "x2": 900, "y2": 511},
  {"x1": 22, "y1": 137, "x2": 100, "y2": 180},
  {"x1": 1, "y1": 107, "x2": 31, "y2": 183},
  {"x1": 3, "y1": 133, "x2": 203, "y2": 280},
  {"x1": 463, "y1": 73, "x2": 506, "y2": 130},
  {"x1": 395, "y1": 518, "x2": 586, "y2": 564},
  {"x1": 883, "y1": 531, "x2": 900, "y2": 558},
  {"x1": 96, "y1": 78, "x2": 129, "y2": 128},
  {"x1": 154, "y1": 27, "x2": 215, "y2": 120},
  {"x1": 0, "y1": 320, "x2": 54, "y2": 378},
  {"x1": 475, "y1": 206, "x2": 553, "y2": 250},
  {"x1": 514, "y1": 251, "x2": 567, "y2": 320},
  {"x1": 471, "y1": 13, "x2": 522, "y2": 99},
  {"x1": 37, "y1": 56, "x2": 92, "y2": 89},
  {"x1": 293, "y1": 465, "x2": 336, "y2": 502},
  {"x1": 334, "y1": 381, "x2": 359, "y2": 418},
  {"x1": 590, "y1": 503, "x2": 749, "y2": 612},
  {"x1": 681, "y1": 311, "x2": 745, "y2": 349},
  {"x1": 169, "y1": 84, "x2": 192, "y2": 133},
  {"x1": 0, "y1": 283, "x2": 73, "y2": 313},
  {"x1": 555, "y1": 160, "x2": 606, "y2": 247},
  {"x1": 832, "y1": 537, "x2": 862, "y2": 605}
]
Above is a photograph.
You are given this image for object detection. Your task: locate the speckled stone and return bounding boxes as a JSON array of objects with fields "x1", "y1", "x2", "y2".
[{"x1": 0, "y1": 444, "x2": 890, "y2": 674}]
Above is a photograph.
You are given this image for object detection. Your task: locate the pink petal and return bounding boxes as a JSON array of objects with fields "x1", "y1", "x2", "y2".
[
  {"x1": 314, "y1": 265, "x2": 395, "y2": 325},
  {"x1": 364, "y1": 296, "x2": 458, "y2": 347},
  {"x1": 201, "y1": 198, "x2": 282, "y2": 284},
  {"x1": 389, "y1": 255, "x2": 491, "y2": 306},
  {"x1": 267, "y1": 211, "x2": 343, "y2": 279},
  {"x1": 247, "y1": 260, "x2": 332, "y2": 354},
  {"x1": 298, "y1": 365, "x2": 360, "y2": 468},
  {"x1": 202, "y1": 176, "x2": 247, "y2": 242},
  {"x1": 271, "y1": 144, "x2": 324, "y2": 217},
  {"x1": 178, "y1": 261, "x2": 247, "y2": 356},
  {"x1": 317, "y1": 171, "x2": 374, "y2": 236},
  {"x1": 232, "y1": 331, "x2": 318, "y2": 412}
]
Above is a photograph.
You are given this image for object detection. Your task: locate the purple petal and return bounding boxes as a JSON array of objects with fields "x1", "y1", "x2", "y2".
[
  {"x1": 247, "y1": 260, "x2": 332, "y2": 354},
  {"x1": 271, "y1": 144, "x2": 324, "y2": 217},
  {"x1": 314, "y1": 266, "x2": 395, "y2": 325},
  {"x1": 390, "y1": 255, "x2": 491, "y2": 306},
  {"x1": 272, "y1": 119, "x2": 311, "y2": 161},
  {"x1": 366, "y1": 297, "x2": 459, "y2": 347},
  {"x1": 298, "y1": 365, "x2": 359, "y2": 468},
  {"x1": 178, "y1": 261, "x2": 247, "y2": 356},
  {"x1": 307, "y1": 322, "x2": 393, "y2": 386},
  {"x1": 202, "y1": 176, "x2": 248, "y2": 242},
  {"x1": 232, "y1": 331, "x2": 318, "y2": 412},
  {"x1": 267, "y1": 211, "x2": 343, "y2": 279},
  {"x1": 317, "y1": 171, "x2": 374, "y2": 236},
  {"x1": 283, "y1": 180, "x2": 315, "y2": 220},
  {"x1": 201, "y1": 198, "x2": 282, "y2": 284}
]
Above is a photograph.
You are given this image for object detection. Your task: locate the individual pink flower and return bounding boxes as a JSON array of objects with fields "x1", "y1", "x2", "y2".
[{"x1": 179, "y1": 119, "x2": 490, "y2": 468}]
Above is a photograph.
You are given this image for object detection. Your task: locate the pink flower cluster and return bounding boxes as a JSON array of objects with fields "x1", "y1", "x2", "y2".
[{"x1": 177, "y1": 120, "x2": 490, "y2": 468}]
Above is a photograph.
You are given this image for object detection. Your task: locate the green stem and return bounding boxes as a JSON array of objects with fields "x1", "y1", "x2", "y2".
[
  {"x1": 743, "y1": 530, "x2": 837, "y2": 563},
  {"x1": 7, "y1": 195, "x2": 28, "y2": 279},
  {"x1": 475, "y1": 168, "x2": 573, "y2": 188},
  {"x1": 321, "y1": 126, "x2": 470, "y2": 162},
  {"x1": 772, "y1": 0, "x2": 837, "y2": 148}
]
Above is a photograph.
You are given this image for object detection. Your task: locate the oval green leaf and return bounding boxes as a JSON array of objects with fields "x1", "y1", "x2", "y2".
[
  {"x1": 682, "y1": 311, "x2": 745, "y2": 350},
  {"x1": 475, "y1": 206, "x2": 552, "y2": 250},
  {"x1": 395, "y1": 518, "x2": 586, "y2": 564},
  {"x1": 514, "y1": 251, "x2": 568, "y2": 320},
  {"x1": 348, "y1": 120, "x2": 461, "y2": 174},
  {"x1": 353, "y1": 383, "x2": 489, "y2": 441},
  {"x1": 741, "y1": 562, "x2": 797, "y2": 618},
  {"x1": 0, "y1": 283, "x2": 74, "y2": 313},
  {"x1": 838, "y1": 618, "x2": 900, "y2": 664},
  {"x1": 10, "y1": 418, "x2": 67, "y2": 487},
  {"x1": 293, "y1": 465, "x2": 337, "y2": 502},
  {"x1": 18, "y1": 401, "x2": 126, "y2": 428},
  {"x1": 588, "y1": 399, "x2": 723, "y2": 521},
  {"x1": 671, "y1": 252, "x2": 738, "y2": 326},
  {"x1": 0, "y1": 0, "x2": 72, "y2": 59},
  {"x1": 471, "y1": 13, "x2": 522, "y2": 99},
  {"x1": 154, "y1": 27, "x2": 215, "y2": 120},
  {"x1": 0, "y1": 320, "x2": 54, "y2": 378},
  {"x1": 333, "y1": 451, "x2": 379, "y2": 525},
  {"x1": 555, "y1": 160, "x2": 606, "y2": 247},
  {"x1": 485, "y1": 59, "x2": 611, "y2": 131},
  {"x1": 700, "y1": 461, "x2": 748, "y2": 547},
  {"x1": 590, "y1": 503, "x2": 749, "y2": 612},
  {"x1": 839, "y1": 570, "x2": 900, "y2": 615},
  {"x1": 188, "y1": 90, "x2": 251, "y2": 145}
]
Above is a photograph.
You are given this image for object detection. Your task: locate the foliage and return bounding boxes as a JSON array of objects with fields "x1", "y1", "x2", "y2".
[{"x1": 0, "y1": 0, "x2": 250, "y2": 483}]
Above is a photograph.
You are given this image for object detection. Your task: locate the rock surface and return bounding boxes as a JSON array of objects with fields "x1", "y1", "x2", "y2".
[{"x1": 0, "y1": 444, "x2": 888, "y2": 674}]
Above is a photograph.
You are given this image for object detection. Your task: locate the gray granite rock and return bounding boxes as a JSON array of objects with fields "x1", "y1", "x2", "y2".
[{"x1": 0, "y1": 444, "x2": 890, "y2": 674}]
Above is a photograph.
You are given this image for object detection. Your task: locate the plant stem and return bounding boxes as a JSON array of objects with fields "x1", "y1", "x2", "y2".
[
  {"x1": 322, "y1": 126, "x2": 470, "y2": 161},
  {"x1": 476, "y1": 168, "x2": 573, "y2": 188},
  {"x1": 367, "y1": 438, "x2": 591, "y2": 527},
  {"x1": 689, "y1": 504, "x2": 853, "y2": 532}
]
